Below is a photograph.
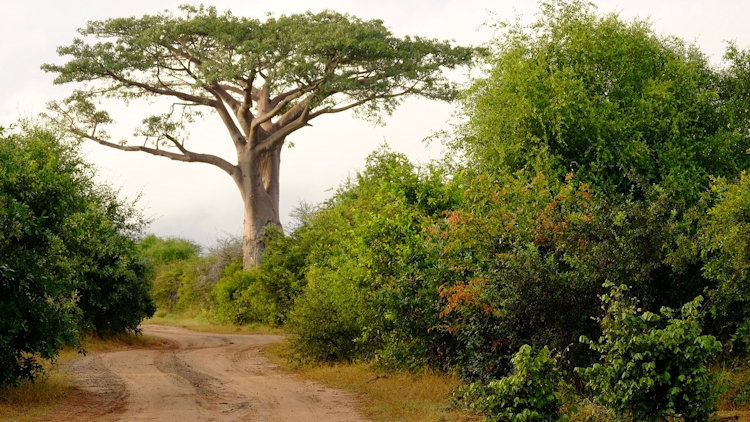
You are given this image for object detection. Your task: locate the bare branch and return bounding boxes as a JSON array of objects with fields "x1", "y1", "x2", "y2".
[
  {"x1": 308, "y1": 85, "x2": 421, "y2": 119},
  {"x1": 76, "y1": 129, "x2": 237, "y2": 176},
  {"x1": 269, "y1": 86, "x2": 304, "y2": 109},
  {"x1": 163, "y1": 133, "x2": 188, "y2": 154},
  {"x1": 274, "y1": 101, "x2": 309, "y2": 129},
  {"x1": 211, "y1": 83, "x2": 243, "y2": 115},
  {"x1": 211, "y1": 83, "x2": 255, "y2": 137}
]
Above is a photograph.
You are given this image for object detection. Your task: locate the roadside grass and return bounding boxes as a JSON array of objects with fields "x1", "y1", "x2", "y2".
[
  {"x1": 0, "y1": 369, "x2": 71, "y2": 422},
  {"x1": 0, "y1": 332, "x2": 162, "y2": 422},
  {"x1": 717, "y1": 361, "x2": 750, "y2": 421},
  {"x1": 264, "y1": 339, "x2": 480, "y2": 422},
  {"x1": 145, "y1": 310, "x2": 283, "y2": 335}
]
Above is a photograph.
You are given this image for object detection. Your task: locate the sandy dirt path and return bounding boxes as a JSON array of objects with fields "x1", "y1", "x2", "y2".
[{"x1": 47, "y1": 325, "x2": 369, "y2": 421}]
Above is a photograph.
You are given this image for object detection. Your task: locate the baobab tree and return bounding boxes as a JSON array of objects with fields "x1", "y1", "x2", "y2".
[{"x1": 43, "y1": 5, "x2": 475, "y2": 268}]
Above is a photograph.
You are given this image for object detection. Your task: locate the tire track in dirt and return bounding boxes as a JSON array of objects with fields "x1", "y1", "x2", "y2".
[
  {"x1": 46, "y1": 355, "x2": 127, "y2": 422},
  {"x1": 48, "y1": 325, "x2": 369, "y2": 421},
  {"x1": 154, "y1": 351, "x2": 252, "y2": 417}
]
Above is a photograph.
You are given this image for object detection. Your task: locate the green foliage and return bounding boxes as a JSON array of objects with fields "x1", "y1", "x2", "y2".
[
  {"x1": 211, "y1": 262, "x2": 260, "y2": 324},
  {"x1": 71, "y1": 195, "x2": 155, "y2": 336},
  {"x1": 270, "y1": 148, "x2": 462, "y2": 364},
  {"x1": 457, "y1": 0, "x2": 750, "y2": 203},
  {"x1": 697, "y1": 172, "x2": 750, "y2": 351},
  {"x1": 139, "y1": 234, "x2": 201, "y2": 266},
  {"x1": 138, "y1": 235, "x2": 202, "y2": 313},
  {"x1": 0, "y1": 124, "x2": 153, "y2": 386},
  {"x1": 457, "y1": 345, "x2": 566, "y2": 422},
  {"x1": 578, "y1": 283, "x2": 722, "y2": 421},
  {"x1": 434, "y1": 172, "x2": 603, "y2": 378},
  {"x1": 287, "y1": 265, "x2": 373, "y2": 361},
  {"x1": 0, "y1": 127, "x2": 83, "y2": 385},
  {"x1": 149, "y1": 260, "x2": 199, "y2": 312}
]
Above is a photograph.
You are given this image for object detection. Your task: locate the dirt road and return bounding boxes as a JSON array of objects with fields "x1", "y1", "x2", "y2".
[{"x1": 48, "y1": 325, "x2": 369, "y2": 421}]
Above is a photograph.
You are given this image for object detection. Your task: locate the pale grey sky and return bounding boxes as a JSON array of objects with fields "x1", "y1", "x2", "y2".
[{"x1": 2, "y1": 1, "x2": 749, "y2": 247}]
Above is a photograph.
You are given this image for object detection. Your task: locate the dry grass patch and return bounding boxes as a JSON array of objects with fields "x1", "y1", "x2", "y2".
[
  {"x1": 146, "y1": 312, "x2": 283, "y2": 335},
  {"x1": 0, "y1": 331, "x2": 162, "y2": 422},
  {"x1": 0, "y1": 370, "x2": 71, "y2": 422},
  {"x1": 717, "y1": 362, "x2": 750, "y2": 421},
  {"x1": 265, "y1": 340, "x2": 479, "y2": 422}
]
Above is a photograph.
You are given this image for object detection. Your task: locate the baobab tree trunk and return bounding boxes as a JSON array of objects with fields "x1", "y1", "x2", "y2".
[{"x1": 235, "y1": 144, "x2": 283, "y2": 269}]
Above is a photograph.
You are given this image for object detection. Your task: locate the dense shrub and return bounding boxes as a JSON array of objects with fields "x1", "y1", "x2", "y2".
[
  {"x1": 578, "y1": 283, "x2": 722, "y2": 421},
  {"x1": 457, "y1": 345, "x2": 566, "y2": 422},
  {"x1": 287, "y1": 265, "x2": 373, "y2": 361},
  {"x1": 211, "y1": 262, "x2": 261, "y2": 324},
  {"x1": 138, "y1": 235, "x2": 201, "y2": 312},
  {"x1": 197, "y1": 236, "x2": 242, "y2": 291},
  {"x1": 72, "y1": 194, "x2": 155, "y2": 335},
  {"x1": 278, "y1": 148, "x2": 461, "y2": 364},
  {"x1": 434, "y1": 172, "x2": 603, "y2": 378},
  {"x1": 139, "y1": 234, "x2": 201, "y2": 265},
  {"x1": 0, "y1": 124, "x2": 153, "y2": 385},
  {"x1": 438, "y1": 0, "x2": 750, "y2": 382}
]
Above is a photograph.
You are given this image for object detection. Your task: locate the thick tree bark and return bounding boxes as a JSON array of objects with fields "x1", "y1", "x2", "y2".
[{"x1": 234, "y1": 143, "x2": 283, "y2": 269}]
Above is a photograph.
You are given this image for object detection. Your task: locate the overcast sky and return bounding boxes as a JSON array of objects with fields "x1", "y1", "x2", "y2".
[{"x1": 2, "y1": 1, "x2": 749, "y2": 248}]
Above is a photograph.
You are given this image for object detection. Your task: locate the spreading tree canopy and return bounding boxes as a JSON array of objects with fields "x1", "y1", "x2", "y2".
[{"x1": 43, "y1": 5, "x2": 476, "y2": 267}]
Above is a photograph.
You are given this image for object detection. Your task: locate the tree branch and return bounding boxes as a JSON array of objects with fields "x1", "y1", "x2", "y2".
[
  {"x1": 254, "y1": 106, "x2": 310, "y2": 153},
  {"x1": 274, "y1": 101, "x2": 309, "y2": 129},
  {"x1": 107, "y1": 73, "x2": 213, "y2": 105},
  {"x1": 269, "y1": 86, "x2": 304, "y2": 109},
  {"x1": 205, "y1": 87, "x2": 249, "y2": 147},
  {"x1": 211, "y1": 83, "x2": 254, "y2": 134},
  {"x1": 251, "y1": 90, "x2": 305, "y2": 130},
  {"x1": 76, "y1": 129, "x2": 237, "y2": 176},
  {"x1": 308, "y1": 85, "x2": 420, "y2": 119}
]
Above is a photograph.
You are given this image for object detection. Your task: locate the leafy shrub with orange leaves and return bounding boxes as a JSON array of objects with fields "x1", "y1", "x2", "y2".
[
  {"x1": 431, "y1": 171, "x2": 684, "y2": 380},
  {"x1": 431, "y1": 172, "x2": 603, "y2": 379}
]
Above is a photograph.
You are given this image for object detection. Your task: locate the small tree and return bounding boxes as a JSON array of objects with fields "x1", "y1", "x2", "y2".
[
  {"x1": 43, "y1": 5, "x2": 476, "y2": 268},
  {"x1": 578, "y1": 283, "x2": 722, "y2": 422},
  {"x1": 457, "y1": 344, "x2": 567, "y2": 422}
]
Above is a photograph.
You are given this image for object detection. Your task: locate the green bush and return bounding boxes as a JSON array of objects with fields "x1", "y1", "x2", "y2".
[
  {"x1": 0, "y1": 124, "x2": 153, "y2": 385},
  {"x1": 434, "y1": 172, "x2": 604, "y2": 379},
  {"x1": 0, "y1": 127, "x2": 86, "y2": 385},
  {"x1": 286, "y1": 265, "x2": 373, "y2": 361},
  {"x1": 150, "y1": 259, "x2": 200, "y2": 312},
  {"x1": 211, "y1": 262, "x2": 259, "y2": 324},
  {"x1": 138, "y1": 235, "x2": 202, "y2": 313},
  {"x1": 457, "y1": 345, "x2": 567, "y2": 422},
  {"x1": 139, "y1": 234, "x2": 200, "y2": 265},
  {"x1": 578, "y1": 283, "x2": 722, "y2": 421},
  {"x1": 251, "y1": 148, "x2": 461, "y2": 365}
]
